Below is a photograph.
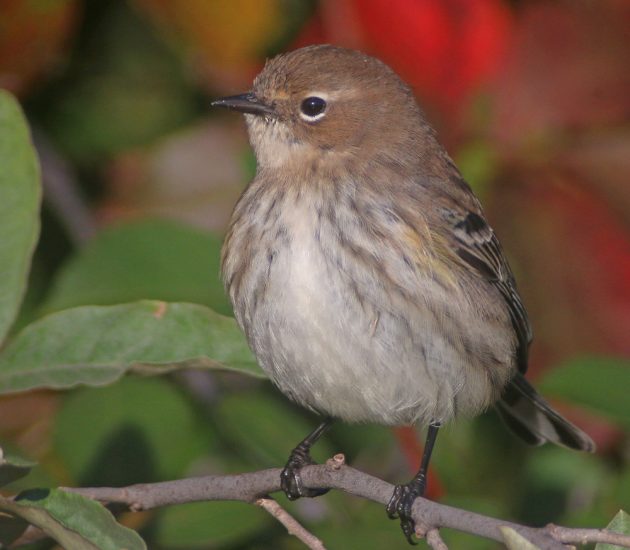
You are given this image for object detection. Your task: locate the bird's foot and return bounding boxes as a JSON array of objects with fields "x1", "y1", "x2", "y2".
[
  {"x1": 386, "y1": 475, "x2": 426, "y2": 544},
  {"x1": 280, "y1": 444, "x2": 329, "y2": 500}
]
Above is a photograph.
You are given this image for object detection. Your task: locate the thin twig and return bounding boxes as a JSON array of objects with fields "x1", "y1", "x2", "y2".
[
  {"x1": 425, "y1": 528, "x2": 449, "y2": 550},
  {"x1": 32, "y1": 128, "x2": 97, "y2": 246},
  {"x1": 256, "y1": 497, "x2": 327, "y2": 550},
  {"x1": 60, "y1": 463, "x2": 630, "y2": 550},
  {"x1": 9, "y1": 525, "x2": 46, "y2": 548}
]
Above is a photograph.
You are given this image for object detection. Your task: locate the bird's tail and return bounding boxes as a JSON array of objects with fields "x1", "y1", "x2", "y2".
[{"x1": 495, "y1": 373, "x2": 596, "y2": 452}]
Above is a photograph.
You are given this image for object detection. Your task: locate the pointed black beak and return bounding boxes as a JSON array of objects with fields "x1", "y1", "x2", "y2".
[{"x1": 211, "y1": 93, "x2": 275, "y2": 116}]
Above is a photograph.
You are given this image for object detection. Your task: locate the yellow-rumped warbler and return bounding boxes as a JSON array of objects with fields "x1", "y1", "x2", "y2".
[{"x1": 213, "y1": 45, "x2": 595, "y2": 542}]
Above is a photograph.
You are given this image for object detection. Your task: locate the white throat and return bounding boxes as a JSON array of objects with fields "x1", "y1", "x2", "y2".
[{"x1": 245, "y1": 115, "x2": 314, "y2": 169}]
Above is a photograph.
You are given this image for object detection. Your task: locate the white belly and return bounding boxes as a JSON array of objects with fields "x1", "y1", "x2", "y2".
[{"x1": 240, "y1": 200, "x2": 505, "y2": 426}]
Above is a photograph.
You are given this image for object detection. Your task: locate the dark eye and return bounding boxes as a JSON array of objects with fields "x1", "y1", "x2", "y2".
[{"x1": 300, "y1": 96, "x2": 327, "y2": 120}]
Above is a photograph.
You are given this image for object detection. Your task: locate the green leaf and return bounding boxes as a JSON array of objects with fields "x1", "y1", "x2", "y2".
[
  {"x1": 0, "y1": 449, "x2": 36, "y2": 487},
  {"x1": 0, "y1": 300, "x2": 262, "y2": 395},
  {"x1": 156, "y1": 501, "x2": 269, "y2": 548},
  {"x1": 55, "y1": 377, "x2": 213, "y2": 483},
  {"x1": 499, "y1": 527, "x2": 542, "y2": 550},
  {"x1": 0, "y1": 90, "x2": 41, "y2": 344},
  {"x1": 43, "y1": 219, "x2": 232, "y2": 316},
  {"x1": 595, "y1": 510, "x2": 630, "y2": 550},
  {"x1": 539, "y1": 357, "x2": 630, "y2": 428},
  {"x1": 0, "y1": 489, "x2": 146, "y2": 550}
]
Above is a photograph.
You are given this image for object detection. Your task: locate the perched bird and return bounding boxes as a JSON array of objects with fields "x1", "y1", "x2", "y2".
[{"x1": 213, "y1": 45, "x2": 595, "y2": 542}]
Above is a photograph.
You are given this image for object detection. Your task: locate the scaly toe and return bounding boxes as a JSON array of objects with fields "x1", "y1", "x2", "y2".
[
  {"x1": 280, "y1": 464, "x2": 304, "y2": 500},
  {"x1": 400, "y1": 517, "x2": 418, "y2": 545},
  {"x1": 386, "y1": 485, "x2": 403, "y2": 519},
  {"x1": 280, "y1": 451, "x2": 329, "y2": 500},
  {"x1": 386, "y1": 483, "x2": 424, "y2": 544}
]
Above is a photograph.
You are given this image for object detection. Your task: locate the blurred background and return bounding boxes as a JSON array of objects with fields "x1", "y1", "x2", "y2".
[{"x1": 1, "y1": 0, "x2": 629, "y2": 548}]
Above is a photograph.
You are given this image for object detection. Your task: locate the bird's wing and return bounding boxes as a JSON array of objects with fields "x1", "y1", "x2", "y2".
[{"x1": 436, "y1": 180, "x2": 533, "y2": 374}]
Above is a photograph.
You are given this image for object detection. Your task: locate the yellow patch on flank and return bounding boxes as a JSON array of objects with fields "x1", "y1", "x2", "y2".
[{"x1": 401, "y1": 224, "x2": 459, "y2": 289}]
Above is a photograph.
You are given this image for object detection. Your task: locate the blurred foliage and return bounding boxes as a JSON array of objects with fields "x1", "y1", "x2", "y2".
[
  {"x1": 0, "y1": 0, "x2": 629, "y2": 548},
  {"x1": 41, "y1": 219, "x2": 231, "y2": 315}
]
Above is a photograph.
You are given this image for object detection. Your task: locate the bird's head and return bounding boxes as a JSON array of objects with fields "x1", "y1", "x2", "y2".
[{"x1": 212, "y1": 45, "x2": 433, "y2": 172}]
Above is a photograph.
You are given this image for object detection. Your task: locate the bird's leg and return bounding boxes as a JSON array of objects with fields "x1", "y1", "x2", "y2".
[
  {"x1": 386, "y1": 422, "x2": 441, "y2": 544},
  {"x1": 281, "y1": 417, "x2": 333, "y2": 500}
]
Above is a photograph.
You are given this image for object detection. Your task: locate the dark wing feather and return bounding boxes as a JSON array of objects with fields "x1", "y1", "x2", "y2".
[
  {"x1": 442, "y1": 206, "x2": 532, "y2": 373},
  {"x1": 430, "y1": 174, "x2": 594, "y2": 451},
  {"x1": 496, "y1": 373, "x2": 596, "y2": 451}
]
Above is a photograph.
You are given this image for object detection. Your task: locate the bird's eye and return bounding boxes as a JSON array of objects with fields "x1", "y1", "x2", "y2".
[{"x1": 300, "y1": 96, "x2": 327, "y2": 121}]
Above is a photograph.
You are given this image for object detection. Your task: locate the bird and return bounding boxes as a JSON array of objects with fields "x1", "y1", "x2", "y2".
[{"x1": 212, "y1": 44, "x2": 595, "y2": 543}]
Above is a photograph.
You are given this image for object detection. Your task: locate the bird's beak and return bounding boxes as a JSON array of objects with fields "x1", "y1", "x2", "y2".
[{"x1": 211, "y1": 92, "x2": 275, "y2": 116}]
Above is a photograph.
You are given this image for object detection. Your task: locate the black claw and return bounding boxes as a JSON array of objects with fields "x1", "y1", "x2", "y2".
[
  {"x1": 388, "y1": 422, "x2": 441, "y2": 544},
  {"x1": 280, "y1": 447, "x2": 329, "y2": 499},
  {"x1": 386, "y1": 476, "x2": 426, "y2": 544},
  {"x1": 386, "y1": 485, "x2": 401, "y2": 519},
  {"x1": 280, "y1": 419, "x2": 333, "y2": 500}
]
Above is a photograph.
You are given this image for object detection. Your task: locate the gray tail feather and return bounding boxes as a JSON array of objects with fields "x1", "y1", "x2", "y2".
[{"x1": 495, "y1": 373, "x2": 596, "y2": 452}]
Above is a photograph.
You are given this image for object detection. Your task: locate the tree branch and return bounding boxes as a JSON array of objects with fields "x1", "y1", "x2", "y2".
[
  {"x1": 256, "y1": 497, "x2": 327, "y2": 550},
  {"x1": 63, "y1": 458, "x2": 630, "y2": 550}
]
